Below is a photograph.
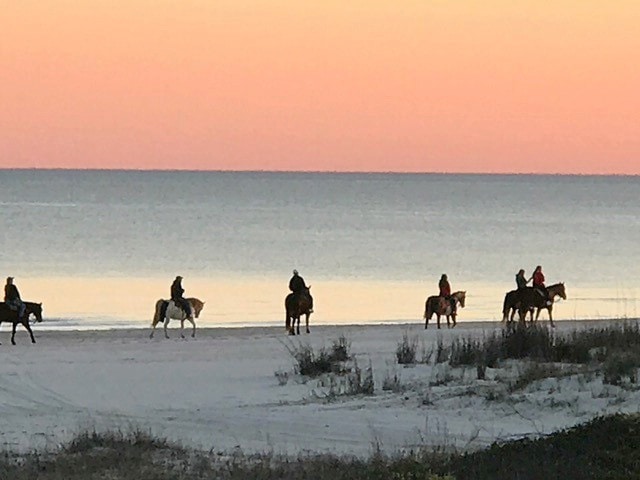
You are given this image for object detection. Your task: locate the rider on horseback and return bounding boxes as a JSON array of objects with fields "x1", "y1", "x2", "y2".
[
  {"x1": 171, "y1": 276, "x2": 192, "y2": 319},
  {"x1": 4, "y1": 277, "x2": 26, "y2": 321},
  {"x1": 289, "y1": 269, "x2": 313, "y2": 313},
  {"x1": 439, "y1": 274, "x2": 456, "y2": 315},
  {"x1": 532, "y1": 266, "x2": 551, "y2": 306},
  {"x1": 516, "y1": 269, "x2": 530, "y2": 290}
]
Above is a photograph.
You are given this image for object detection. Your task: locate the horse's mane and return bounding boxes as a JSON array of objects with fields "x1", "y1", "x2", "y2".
[{"x1": 187, "y1": 297, "x2": 204, "y2": 308}]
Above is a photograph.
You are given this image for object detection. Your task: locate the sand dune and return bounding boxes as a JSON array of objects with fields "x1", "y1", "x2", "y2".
[{"x1": 1, "y1": 320, "x2": 639, "y2": 455}]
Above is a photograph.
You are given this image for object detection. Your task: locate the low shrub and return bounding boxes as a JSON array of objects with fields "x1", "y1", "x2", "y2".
[{"x1": 603, "y1": 351, "x2": 640, "y2": 385}]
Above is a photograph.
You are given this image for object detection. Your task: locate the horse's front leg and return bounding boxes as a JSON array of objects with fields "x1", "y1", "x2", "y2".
[
  {"x1": 187, "y1": 317, "x2": 196, "y2": 338},
  {"x1": 296, "y1": 317, "x2": 300, "y2": 335},
  {"x1": 24, "y1": 321, "x2": 36, "y2": 343},
  {"x1": 548, "y1": 306, "x2": 554, "y2": 328},
  {"x1": 288, "y1": 316, "x2": 296, "y2": 335},
  {"x1": 163, "y1": 318, "x2": 170, "y2": 339},
  {"x1": 436, "y1": 314, "x2": 441, "y2": 329},
  {"x1": 305, "y1": 313, "x2": 310, "y2": 334},
  {"x1": 11, "y1": 322, "x2": 17, "y2": 345},
  {"x1": 180, "y1": 319, "x2": 186, "y2": 339}
]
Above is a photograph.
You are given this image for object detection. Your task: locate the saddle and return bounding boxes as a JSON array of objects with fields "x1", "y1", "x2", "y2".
[{"x1": 437, "y1": 296, "x2": 456, "y2": 314}]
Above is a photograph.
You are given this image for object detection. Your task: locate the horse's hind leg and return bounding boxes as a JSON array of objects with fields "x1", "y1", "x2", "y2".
[
  {"x1": 150, "y1": 322, "x2": 155, "y2": 339},
  {"x1": 188, "y1": 317, "x2": 196, "y2": 338},
  {"x1": 296, "y1": 317, "x2": 300, "y2": 335},
  {"x1": 11, "y1": 322, "x2": 17, "y2": 345},
  {"x1": 305, "y1": 313, "x2": 310, "y2": 334},
  {"x1": 180, "y1": 319, "x2": 186, "y2": 339}
]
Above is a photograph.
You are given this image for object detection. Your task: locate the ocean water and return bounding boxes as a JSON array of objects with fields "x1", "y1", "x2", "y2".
[{"x1": 0, "y1": 170, "x2": 638, "y2": 329}]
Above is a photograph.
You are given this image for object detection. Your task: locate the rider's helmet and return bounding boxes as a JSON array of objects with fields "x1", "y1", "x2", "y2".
[
  {"x1": 293, "y1": 269, "x2": 298, "y2": 275},
  {"x1": 6, "y1": 276, "x2": 13, "y2": 283}
]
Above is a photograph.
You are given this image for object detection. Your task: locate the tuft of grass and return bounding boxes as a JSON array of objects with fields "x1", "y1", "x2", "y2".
[
  {"x1": 284, "y1": 337, "x2": 353, "y2": 378},
  {"x1": 603, "y1": 351, "x2": 640, "y2": 385},
  {"x1": 396, "y1": 334, "x2": 418, "y2": 365},
  {"x1": 330, "y1": 335, "x2": 352, "y2": 362},
  {"x1": 508, "y1": 362, "x2": 564, "y2": 392}
]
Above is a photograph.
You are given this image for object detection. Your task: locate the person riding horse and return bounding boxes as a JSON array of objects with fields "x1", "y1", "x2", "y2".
[
  {"x1": 289, "y1": 269, "x2": 313, "y2": 313},
  {"x1": 4, "y1": 276, "x2": 26, "y2": 321},
  {"x1": 516, "y1": 269, "x2": 530, "y2": 290},
  {"x1": 170, "y1": 276, "x2": 192, "y2": 319},
  {"x1": 532, "y1": 266, "x2": 551, "y2": 306},
  {"x1": 438, "y1": 274, "x2": 456, "y2": 315}
]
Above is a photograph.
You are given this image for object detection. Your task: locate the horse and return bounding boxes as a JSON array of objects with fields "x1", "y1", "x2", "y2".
[
  {"x1": 502, "y1": 289, "x2": 522, "y2": 323},
  {"x1": 424, "y1": 291, "x2": 466, "y2": 329},
  {"x1": 0, "y1": 301, "x2": 43, "y2": 345},
  {"x1": 516, "y1": 283, "x2": 566, "y2": 327},
  {"x1": 285, "y1": 286, "x2": 312, "y2": 335},
  {"x1": 150, "y1": 297, "x2": 205, "y2": 339}
]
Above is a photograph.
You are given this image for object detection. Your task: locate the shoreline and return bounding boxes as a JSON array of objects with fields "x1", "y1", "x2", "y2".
[{"x1": 20, "y1": 316, "x2": 640, "y2": 334}]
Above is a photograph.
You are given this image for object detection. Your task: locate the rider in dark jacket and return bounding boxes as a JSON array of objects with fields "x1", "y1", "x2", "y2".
[
  {"x1": 171, "y1": 276, "x2": 192, "y2": 318},
  {"x1": 289, "y1": 270, "x2": 313, "y2": 312},
  {"x1": 4, "y1": 277, "x2": 26, "y2": 319},
  {"x1": 515, "y1": 269, "x2": 529, "y2": 290}
]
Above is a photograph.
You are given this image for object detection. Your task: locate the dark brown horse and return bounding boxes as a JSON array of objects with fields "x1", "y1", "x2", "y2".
[
  {"x1": 502, "y1": 289, "x2": 522, "y2": 323},
  {"x1": 424, "y1": 291, "x2": 466, "y2": 329},
  {"x1": 0, "y1": 301, "x2": 43, "y2": 345},
  {"x1": 516, "y1": 283, "x2": 566, "y2": 327},
  {"x1": 285, "y1": 287, "x2": 312, "y2": 335}
]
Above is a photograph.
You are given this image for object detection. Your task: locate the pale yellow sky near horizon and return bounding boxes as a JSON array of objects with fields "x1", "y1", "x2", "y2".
[{"x1": 2, "y1": 1, "x2": 639, "y2": 174}]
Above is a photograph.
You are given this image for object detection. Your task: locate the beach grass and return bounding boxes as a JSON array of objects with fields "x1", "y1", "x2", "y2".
[{"x1": 2, "y1": 413, "x2": 638, "y2": 479}]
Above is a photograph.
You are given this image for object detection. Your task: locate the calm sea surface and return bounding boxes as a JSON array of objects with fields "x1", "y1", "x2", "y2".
[{"x1": 0, "y1": 170, "x2": 638, "y2": 329}]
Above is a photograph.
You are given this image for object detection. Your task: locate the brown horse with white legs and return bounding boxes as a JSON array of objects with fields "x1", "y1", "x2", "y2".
[
  {"x1": 424, "y1": 291, "x2": 466, "y2": 329},
  {"x1": 285, "y1": 287, "x2": 312, "y2": 335},
  {"x1": 0, "y1": 301, "x2": 43, "y2": 345},
  {"x1": 516, "y1": 283, "x2": 567, "y2": 327},
  {"x1": 150, "y1": 297, "x2": 205, "y2": 339}
]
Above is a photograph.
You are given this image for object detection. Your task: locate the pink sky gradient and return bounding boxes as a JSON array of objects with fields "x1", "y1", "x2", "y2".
[{"x1": 2, "y1": 1, "x2": 639, "y2": 174}]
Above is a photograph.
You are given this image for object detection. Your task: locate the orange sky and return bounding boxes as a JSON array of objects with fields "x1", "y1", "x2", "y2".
[{"x1": 1, "y1": 1, "x2": 639, "y2": 174}]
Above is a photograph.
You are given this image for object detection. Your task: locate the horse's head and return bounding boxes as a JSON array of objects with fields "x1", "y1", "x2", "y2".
[
  {"x1": 26, "y1": 302, "x2": 43, "y2": 323},
  {"x1": 455, "y1": 291, "x2": 466, "y2": 308},
  {"x1": 553, "y1": 283, "x2": 567, "y2": 300},
  {"x1": 189, "y1": 298, "x2": 205, "y2": 318}
]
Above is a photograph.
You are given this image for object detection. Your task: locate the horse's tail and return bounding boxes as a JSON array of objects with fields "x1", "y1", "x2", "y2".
[
  {"x1": 424, "y1": 297, "x2": 435, "y2": 320},
  {"x1": 285, "y1": 293, "x2": 293, "y2": 330},
  {"x1": 502, "y1": 293, "x2": 510, "y2": 321},
  {"x1": 153, "y1": 299, "x2": 164, "y2": 326}
]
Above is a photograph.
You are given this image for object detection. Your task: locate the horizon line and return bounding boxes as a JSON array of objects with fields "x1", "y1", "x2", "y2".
[{"x1": 1, "y1": 167, "x2": 638, "y2": 178}]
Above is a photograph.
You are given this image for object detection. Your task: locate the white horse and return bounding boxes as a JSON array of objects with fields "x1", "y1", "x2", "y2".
[{"x1": 150, "y1": 297, "x2": 205, "y2": 339}]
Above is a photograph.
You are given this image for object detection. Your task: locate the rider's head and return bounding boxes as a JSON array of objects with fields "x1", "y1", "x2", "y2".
[
  {"x1": 518, "y1": 269, "x2": 525, "y2": 275},
  {"x1": 6, "y1": 276, "x2": 13, "y2": 284},
  {"x1": 175, "y1": 275, "x2": 182, "y2": 281},
  {"x1": 293, "y1": 269, "x2": 298, "y2": 276},
  {"x1": 441, "y1": 274, "x2": 447, "y2": 280},
  {"x1": 535, "y1": 265, "x2": 542, "y2": 272}
]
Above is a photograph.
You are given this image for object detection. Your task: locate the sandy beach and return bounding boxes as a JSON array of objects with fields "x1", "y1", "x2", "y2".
[{"x1": 1, "y1": 319, "x2": 639, "y2": 456}]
